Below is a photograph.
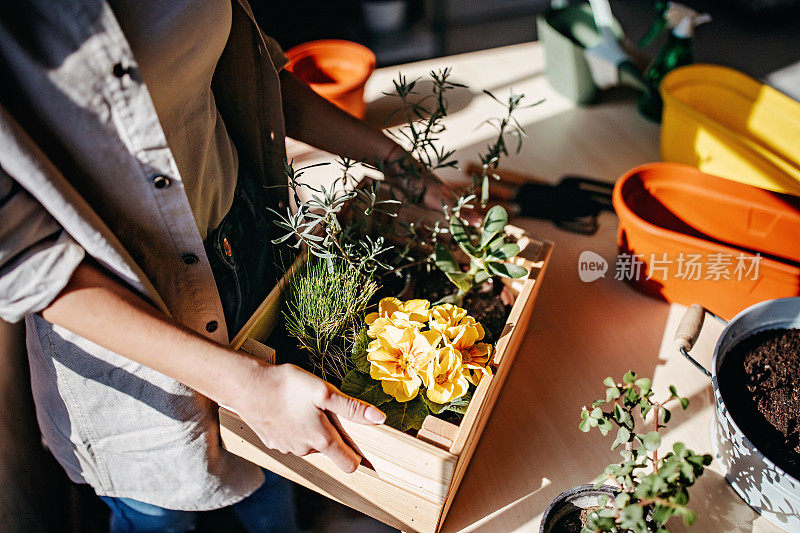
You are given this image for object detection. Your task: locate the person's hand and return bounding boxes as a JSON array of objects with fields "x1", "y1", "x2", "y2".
[{"x1": 230, "y1": 363, "x2": 386, "y2": 473}]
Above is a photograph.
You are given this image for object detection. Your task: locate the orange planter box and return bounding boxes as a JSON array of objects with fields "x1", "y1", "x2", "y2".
[
  {"x1": 219, "y1": 227, "x2": 552, "y2": 532},
  {"x1": 613, "y1": 162, "x2": 800, "y2": 320}
]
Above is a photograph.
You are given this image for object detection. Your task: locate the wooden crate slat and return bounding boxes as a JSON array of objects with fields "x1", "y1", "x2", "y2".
[
  {"x1": 230, "y1": 251, "x2": 305, "y2": 351},
  {"x1": 220, "y1": 409, "x2": 440, "y2": 533},
  {"x1": 417, "y1": 416, "x2": 460, "y2": 450},
  {"x1": 437, "y1": 240, "x2": 552, "y2": 530}
]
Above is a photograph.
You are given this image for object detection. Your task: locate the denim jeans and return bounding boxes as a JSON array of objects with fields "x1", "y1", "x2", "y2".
[
  {"x1": 100, "y1": 469, "x2": 297, "y2": 533},
  {"x1": 100, "y1": 171, "x2": 294, "y2": 531}
]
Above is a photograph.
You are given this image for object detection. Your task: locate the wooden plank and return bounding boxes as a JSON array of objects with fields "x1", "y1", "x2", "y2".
[
  {"x1": 229, "y1": 251, "x2": 306, "y2": 350},
  {"x1": 220, "y1": 408, "x2": 442, "y2": 533},
  {"x1": 220, "y1": 407, "x2": 457, "y2": 506},
  {"x1": 240, "y1": 338, "x2": 276, "y2": 364},
  {"x1": 417, "y1": 416, "x2": 459, "y2": 450},
  {"x1": 437, "y1": 241, "x2": 553, "y2": 530},
  {"x1": 493, "y1": 234, "x2": 550, "y2": 366},
  {"x1": 449, "y1": 236, "x2": 551, "y2": 457}
]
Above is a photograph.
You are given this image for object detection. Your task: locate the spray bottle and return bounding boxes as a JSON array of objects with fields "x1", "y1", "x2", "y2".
[
  {"x1": 638, "y1": 1, "x2": 669, "y2": 48},
  {"x1": 637, "y1": 3, "x2": 712, "y2": 122}
]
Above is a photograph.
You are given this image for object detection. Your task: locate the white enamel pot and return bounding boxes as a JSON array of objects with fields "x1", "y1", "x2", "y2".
[{"x1": 676, "y1": 298, "x2": 800, "y2": 531}]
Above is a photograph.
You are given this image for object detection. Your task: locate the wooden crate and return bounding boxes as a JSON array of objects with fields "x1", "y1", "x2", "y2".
[{"x1": 220, "y1": 226, "x2": 553, "y2": 532}]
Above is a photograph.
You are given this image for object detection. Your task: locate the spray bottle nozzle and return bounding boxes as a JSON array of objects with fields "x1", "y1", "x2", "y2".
[{"x1": 667, "y1": 3, "x2": 712, "y2": 38}]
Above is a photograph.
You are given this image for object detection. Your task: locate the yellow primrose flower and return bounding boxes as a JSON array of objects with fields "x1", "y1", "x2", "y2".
[
  {"x1": 430, "y1": 305, "x2": 486, "y2": 342},
  {"x1": 449, "y1": 323, "x2": 492, "y2": 385},
  {"x1": 423, "y1": 345, "x2": 470, "y2": 404},
  {"x1": 428, "y1": 304, "x2": 468, "y2": 339},
  {"x1": 367, "y1": 324, "x2": 440, "y2": 402},
  {"x1": 365, "y1": 297, "x2": 431, "y2": 338},
  {"x1": 460, "y1": 342, "x2": 493, "y2": 385}
]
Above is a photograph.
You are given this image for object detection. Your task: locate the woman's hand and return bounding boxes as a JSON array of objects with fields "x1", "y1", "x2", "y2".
[{"x1": 230, "y1": 363, "x2": 386, "y2": 473}]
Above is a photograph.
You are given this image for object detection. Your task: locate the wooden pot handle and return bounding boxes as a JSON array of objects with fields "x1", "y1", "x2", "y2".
[
  {"x1": 674, "y1": 304, "x2": 713, "y2": 378},
  {"x1": 674, "y1": 304, "x2": 706, "y2": 353}
]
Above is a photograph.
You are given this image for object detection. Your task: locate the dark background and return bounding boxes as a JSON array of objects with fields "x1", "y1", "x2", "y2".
[{"x1": 251, "y1": 0, "x2": 800, "y2": 85}]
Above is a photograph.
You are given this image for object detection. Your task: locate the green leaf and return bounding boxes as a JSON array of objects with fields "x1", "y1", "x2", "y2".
[
  {"x1": 421, "y1": 394, "x2": 448, "y2": 414},
  {"x1": 445, "y1": 387, "x2": 473, "y2": 414},
  {"x1": 678, "y1": 507, "x2": 697, "y2": 526},
  {"x1": 634, "y1": 378, "x2": 652, "y2": 394},
  {"x1": 450, "y1": 217, "x2": 479, "y2": 257},
  {"x1": 660, "y1": 407, "x2": 672, "y2": 424},
  {"x1": 603, "y1": 377, "x2": 616, "y2": 387},
  {"x1": 479, "y1": 205, "x2": 507, "y2": 248},
  {"x1": 483, "y1": 261, "x2": 527, "y2": 279},
  {"x1": 597, "y1": 417, "x2": 613, "y2": 436},
  {"x1": 350, "y1": 328, "x2": 371, "y2": 373},
  {"x1": 596, "y1": 494, "x2": 609, "y2": 509},
  {"x1": 671, "y1": 489, "x2": 689, "y2": 506},
  {"x1": 445, "y1": 271, "x2": 474, "y2": 292},
  {"x1": 613, "y1": 427, "x2": 631, "y2": 450},
  {"x1": 652, "y1": 504, "x2": 674, "y2": 526},
  {"x1": 474, "y1": 269, "x2": 491, "y2": 285},
  {"x1": 673, "y1": 442, "x2": 687, "y2": 457},
  {"x1": 434, "y1": 243, "x2": 461, "y2": 273},
  {"x1": 669, "y1": 385, "x2": 679, "y2": 399},
  {"x1": 590, "y1": 407, "x2": 603, "y2": 419},
  {"x1": 579, "y1": 419, "x2": 592, "y2": 432},
  {"x1": 623, "y1": 371, "x2": 636, "y2": 384},
  {"x1": 382, "y1": 396, "x2": 429, "y2": 432},
  {"x1": 488, "y1": 242, "x2": 520, "y2": 261},
  {"x1": 619, "y1": 504, "x2": 644, "y2": 529},
  {"x1": 340, "y1": 370, "x2": 392, "y2": 407},
  {"x1": 680, "y1": 397, "x2": 690, "y2": 409},
  {"x1": 605, "y1": 386, "x2": 621, "y2": 403},
  {"x1": 643, "y1": 431, "x2": 661, "y2": 451}
]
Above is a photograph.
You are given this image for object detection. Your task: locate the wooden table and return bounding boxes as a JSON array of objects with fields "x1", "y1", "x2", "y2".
[{"x1": 288, "y1": 42, "x2": 785, "y2": 533}]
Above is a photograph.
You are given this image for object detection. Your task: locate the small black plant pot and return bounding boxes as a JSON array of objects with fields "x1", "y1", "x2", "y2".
[{"x1": 540, "y1": 484, "x2": 616, "y2": 533}]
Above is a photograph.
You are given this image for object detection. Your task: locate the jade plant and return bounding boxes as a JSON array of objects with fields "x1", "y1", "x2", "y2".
[
  {"x1": 579, "y1": 372, "x2": 712, "y2": 533},
  {"x1": 433, "y1": 205, "x2": 527, "y2": 302}
]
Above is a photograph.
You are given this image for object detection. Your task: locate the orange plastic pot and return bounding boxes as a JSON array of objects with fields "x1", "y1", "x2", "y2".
[
  {"x1": 285, "y1": 40, "x2": 375, "y2": 118},
  {"x1": 613, "y1": 162, "x2": 800, "y2": 320}
]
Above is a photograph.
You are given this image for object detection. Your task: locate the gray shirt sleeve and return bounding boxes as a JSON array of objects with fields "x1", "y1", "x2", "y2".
[{"x1": 0, "y1": 167, "x2": 84, "y2": 323}]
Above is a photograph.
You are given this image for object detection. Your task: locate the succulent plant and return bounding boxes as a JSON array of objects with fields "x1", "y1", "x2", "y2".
[{"x1": 579, "y1": 372, "x2": 712, "y2": 533}]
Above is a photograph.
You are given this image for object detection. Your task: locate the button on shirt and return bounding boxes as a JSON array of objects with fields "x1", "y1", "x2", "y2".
[
  {"x1": 0, "y1": 0, "x2": 289, "y2": 510},
  {"x1": 108, "y1": 0, "x2": 239, "y2": 242}
]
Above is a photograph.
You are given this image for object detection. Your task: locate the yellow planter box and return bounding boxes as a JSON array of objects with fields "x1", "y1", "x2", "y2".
[{"x1": 660, "y1": 64, "x2": 800, "y2": 197}]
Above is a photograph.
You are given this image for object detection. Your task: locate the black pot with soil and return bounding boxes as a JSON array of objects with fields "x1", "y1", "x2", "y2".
[
  {"x1": 540, "y1": 484, "x2": 616, "y2": 533},
  {"x1": 676, "y1": 300, "x2": 800, "y2": 530},
  {"x1": 718, "y1": 327, "x2": 800, "y2": 479}
]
